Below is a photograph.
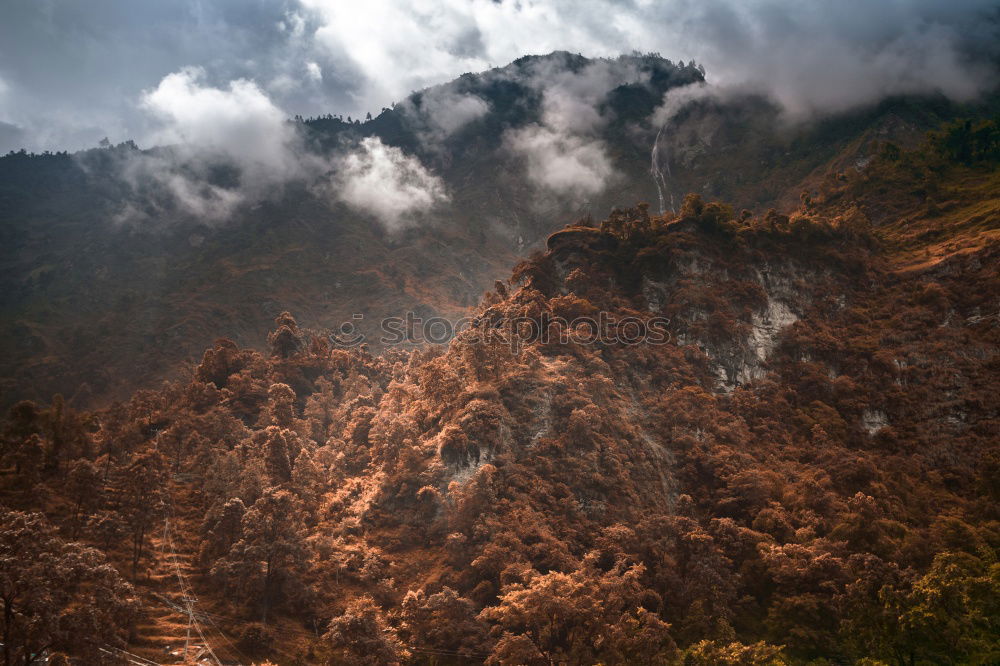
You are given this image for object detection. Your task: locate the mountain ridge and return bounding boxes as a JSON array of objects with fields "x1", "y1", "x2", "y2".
[{"x1": 0, "y1": 52, "x2": 995, "y2": 415}]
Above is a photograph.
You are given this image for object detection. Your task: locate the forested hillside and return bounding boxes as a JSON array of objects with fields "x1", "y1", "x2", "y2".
[
  {"x1": 2, "y1": 119, "x2": 998, "y2": 664},
  {"x1": 0, "y1": 53, "x2": 984, "y2": 412}
]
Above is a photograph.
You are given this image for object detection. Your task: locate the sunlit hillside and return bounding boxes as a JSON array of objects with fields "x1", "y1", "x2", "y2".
[{"x1": 2, "y1": 119, "x2": 997, "y2": 664}]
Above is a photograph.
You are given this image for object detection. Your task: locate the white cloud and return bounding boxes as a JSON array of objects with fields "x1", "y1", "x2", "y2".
[
  {"x1": 106, "y1": 66, "x2": 324, "y2": 222},
  {"x1": 679, "y1": 8, "x2": 995, "y2": 118},
  {"x1": 409, "y1": 87, "x2": 490, "y2": 140},
  {"x1": 1, "y1": 0, "x2": 996, "y2": 153},
  {"x1": 330, "y1": 136, "x2": 448, "y2": 229},
  {"x1": 505, "y1": 126, "x2": 613, "y2": 198},
  {"x1": 500, "y1": 56, "x2": 645, "y2": 197},
  {"x1": 139, "y1": 67, "x2": 304, "y2": 182},
  {"x1": 108, "y1": 68, "x2": 452, "y2": 226},
  {"x1": 7, "y1": 1, "x2": 988, "y2": 219},
  {"x1": 300, "y1": 0, "x2": 493, "y2": 113},
  {"x1": 533, "y1": 58, "x2": 646, "y2": 134},
  {"x1": 148, "y1": 160, "x2": 245, "y2": 220},
  {"x1": 297, "y1": 0, "x2": 998, "y2": 120},
  {"x1": 651, "y1": 80, "x2": 718, "y2": 129},
  {"x1": 278, "y1": 10, "x2": 308, "y2": 38},
  {"x1": 305, "y1": 61, "x2": 323, "y2": 82}
]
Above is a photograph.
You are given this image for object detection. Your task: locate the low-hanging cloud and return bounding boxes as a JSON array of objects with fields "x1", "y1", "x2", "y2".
[
  {"x1": 140, "y1": 67, "x2": 309, "y2": 184},
  {"x1": 505, "y1": 126, "x2": 613, "y2": 198},
  {"x1": 100, "y1": 67, "x2": 319, "y2": 223},
  {"x1": 501, "y1": 56, "x2": 646, "y2": 197},
  {"x1": 534, "y1": 57, "x2": 646, "y2": 134},
  {"x1": 650, "y1": 81, "x2": 720, "y2": 130},
  {"x1": 671, "y1": 3, "x2": 998, "y2": 118},
  {"x1": 299, "y1": 0, "x2": 999, "y2": 125},
  {"x1": 330, "y1": 136, "x2": 449, "y2": 229},
  {"x1": 101, "y1": 68, "x2": 448, "y2": 227},
  {"x1": 398, "y1": 85, "x2": 491, "y2": 145},
  {"x1": 107, "y1": 149, "x2": 247, "y2": 223}
]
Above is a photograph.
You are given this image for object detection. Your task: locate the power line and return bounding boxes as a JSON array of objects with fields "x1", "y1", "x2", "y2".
[
  {"x1": 159, "y1": 502, "x2": 224, "y2": 666},
  {"x1": 152, "y1": 593, "x2": 252, "y2": 666},
  {"x1": 152, "y1": 492, "x2": 489, "y2": 664},
  {"x1": 99, "y1": 646, "x2": 162, "y2": 666},
  {"x1": 153, "y1": 593, "x2": 489, "y2": 661},
  {"x1": 201, "y1": 614, "x2": 253, "y2": 666}
]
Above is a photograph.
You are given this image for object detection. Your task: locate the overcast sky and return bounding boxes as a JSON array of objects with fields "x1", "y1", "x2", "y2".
[{"x1": 1, "y1": 0, "x2": 997, "y2": 154}]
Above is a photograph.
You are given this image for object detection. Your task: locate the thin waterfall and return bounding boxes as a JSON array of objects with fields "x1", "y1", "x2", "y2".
[{"x1": 650, "y1": 124, "x2": 675, "y2": 214}]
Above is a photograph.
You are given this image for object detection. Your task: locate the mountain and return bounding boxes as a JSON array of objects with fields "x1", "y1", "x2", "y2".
[
  {"x1": 0, "y1": 52, "x2": 695, "y2": 410},
  {"x1": 1, "y1": 113, "x2": 997, "y2": 663},
  {"x1": 0, "y1": 52, "x2": 987, "y2": 412}
]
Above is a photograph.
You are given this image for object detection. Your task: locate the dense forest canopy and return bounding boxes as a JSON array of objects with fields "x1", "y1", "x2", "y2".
[{"x1": 1, "y1": 121, "x2": 998, "y2": 663}]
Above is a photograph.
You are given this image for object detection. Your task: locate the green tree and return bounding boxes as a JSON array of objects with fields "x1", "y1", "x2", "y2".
[{"x1": 891, "y1": 551, "x2": 1000, "y2": 664}]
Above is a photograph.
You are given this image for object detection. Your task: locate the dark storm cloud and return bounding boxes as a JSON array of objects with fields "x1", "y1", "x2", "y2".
[{"x1": 0, "y1": 0, "x2": 996, "y2": 153}]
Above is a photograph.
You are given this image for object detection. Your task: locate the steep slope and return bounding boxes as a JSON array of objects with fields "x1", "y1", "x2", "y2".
[
  {"x1": 1, "y1": 53, "x2": 990, "y2": 412},
  {"x1": 2, "y1": 123, "x2": 997, "y2": 664},
  {"x1": 0, "y1": 52, "x2": 703, "y2": 410}
]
